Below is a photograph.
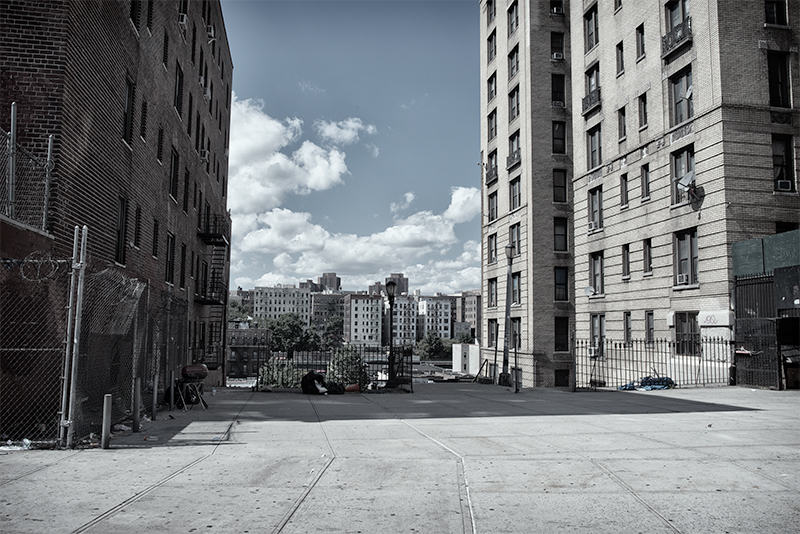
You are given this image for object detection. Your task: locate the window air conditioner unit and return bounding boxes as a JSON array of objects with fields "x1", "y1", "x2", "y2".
[
  {"x1": 199, "y1": 149, "x2": 210, "y2": 162},
  {"x1": 178, "y1": 14, "x2": 188, "y2": 29},
  {"x1": 588, "y1": 221, "x2": 597, "y2": 231},
  {"x1": 776, "y1": 180, "x2": 793, "y2": 191},
  {"x1": 552, "y1": 7, "x2": 564, "y2": 15},
  {"x1": 552, "y1": 52, "x2": 564, "y2": 60},
  {"x1": 206, "y1": 25, "x2": 215, "y2": 39},
  {"x1": 552, "y1": 100, "x2": 565, "y2": 107},
  {"x1": 676, "y1": 273, "x2": 689, "y2": 285}
]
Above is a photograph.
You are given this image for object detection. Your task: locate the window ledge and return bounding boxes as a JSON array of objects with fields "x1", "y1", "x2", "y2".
[
  {"x1": 764, "y1": 23, "x2": 791, "y2": 30},
  {"x1": 641, "y1": 195, "x2": 651, "y2": 202},
  {"x1": 643, "y1": 271, "x2": 653, "y2": 277},
  {"x1": 638, "y1": 124, "x2": 648, "y2": 132},
  {"x1": 636, "y1": 54, "x2": 646, "y2": 64},
  {"x1": 588, "y1": 294, "x2": 605, "y2": 300},
  {"x1": 616, "y1": 69, "x2": 625, "y2": 78},
  {"x1": 673, "y1": 283, "x2": 699, "y2": 291},
  {"x1": 622, "y1": 275, "x2": 630, "y2": 281},
  {"x1": 773, "y1": 190, "x2": 799, "y2": 196},
  {"x1": 620, "y1": 203, "x2": 629, "y2": 210},
  {"x1": 618, "y1": 135, "x2": 627, "y2": 143}
]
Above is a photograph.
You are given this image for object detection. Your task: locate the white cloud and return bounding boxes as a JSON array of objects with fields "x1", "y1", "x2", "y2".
[
  {"x1": 314, "y1": 117, "x2": 377, "y2": 146},
  {"x1": 365, "y1": 142, "x2": 380, "y2": 158},
  {"x1": 443, "y1": 186, "x2": 480, "y2": 224},
  {"x1": 298, "y1": 81, "x2": 324, "y2": 93},
  {"x1": 228, "y1": 95, "x2": 349, "y2": 215},
  {"x1": 390, "y1": 191, "x2": 415, "y2": 213}
]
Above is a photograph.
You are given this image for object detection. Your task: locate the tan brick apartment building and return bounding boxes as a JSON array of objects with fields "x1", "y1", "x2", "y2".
[
  {"x1": 570, "y1": 0, "x2": 799, "y2": 346},
  {"x1": 480, "y1": 0, "x2": 575, "y2": 386}
]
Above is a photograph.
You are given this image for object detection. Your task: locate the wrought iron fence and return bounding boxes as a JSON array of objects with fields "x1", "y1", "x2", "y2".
[
  {"x1": 254, "y1": 345, "x2": 413, "y2": 392},
  {"x1": 575, "y1": 337, "x2": 733, "y2": 390}
]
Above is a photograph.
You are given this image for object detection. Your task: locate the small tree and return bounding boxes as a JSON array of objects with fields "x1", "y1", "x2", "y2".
[
  {"x1": 417, "y1": 331, "x2": 446, "y2": 361},
  {"x1": 267, "y1": 313, "x2": 320, "y2": 357},
  {"x1": 327, "y1": 345, "x2": 370, "y2": 388},
  {"x1": 456, "y1": 332, "x2": 474, "y2": 344},
  {"x1": 321, "y1": 314, "x2": 344, "y2": 351}
]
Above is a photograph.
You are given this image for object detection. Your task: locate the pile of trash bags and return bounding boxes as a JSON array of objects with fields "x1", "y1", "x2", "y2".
[
  {"x1": 301, "y1": 371, "x2": 346, "y2": 395},
  {"x1": 618, "y1": 375, "x2": 676, "y2": 391}
]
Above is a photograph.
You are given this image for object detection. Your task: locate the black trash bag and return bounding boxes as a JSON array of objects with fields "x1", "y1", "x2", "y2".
[
  {"x1": 325, "y1": 381, "x2": 345, "y2": 395},
  {"x1": 301, "y1": 371, "x2": 327, "y2": 394}
]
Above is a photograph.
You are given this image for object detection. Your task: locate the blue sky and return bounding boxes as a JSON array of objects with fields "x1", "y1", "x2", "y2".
[{"x1": 221, "y1": 0, "x2": 480, "y2": 294}]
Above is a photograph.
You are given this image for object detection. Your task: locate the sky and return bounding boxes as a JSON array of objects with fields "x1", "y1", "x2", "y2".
[{"x1": 220, "y1": 0, "x2": 480, "y2": 295}]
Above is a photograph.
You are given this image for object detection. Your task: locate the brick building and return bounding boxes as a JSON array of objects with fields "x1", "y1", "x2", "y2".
[
  {"x1": 343, "y1": 293, "x2": 383, "y2": 347},
  {"x1": 1, "y1": 0, "x2": 233, "y2": 382},
  {"x1": 570, "y1": 0, "x2": 799, "y2": 345},
  {"x1": 479, "y1": 0, "x2": 575, "y2": 386}
]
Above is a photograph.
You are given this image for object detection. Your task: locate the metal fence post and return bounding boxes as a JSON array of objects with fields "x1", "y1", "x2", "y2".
[
  {"x1": 101, "y1": 394, "x2": 112, "y2": 449},
  {"x1": 65, "y1": 225, "x2": 88, "y2": 449}
]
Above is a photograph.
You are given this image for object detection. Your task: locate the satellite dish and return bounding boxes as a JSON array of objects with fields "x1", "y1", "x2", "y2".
[
  {"x1": 584, "y1": 287, "x2": 596, "y2": 297},
  {"x1": 676, "y1": 170, "x2": 695, "y2": 191}
]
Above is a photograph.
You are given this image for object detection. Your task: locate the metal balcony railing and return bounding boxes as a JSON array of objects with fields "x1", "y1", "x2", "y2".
[
  {"x1": 506, "y1": 149, "x2": 521, "y2": 170},
  {"x1": 662, "y1": 17, "x2": 692, "y2": 57},
  {"x1": 582, "y1": 87, "x2": 601, "y2": 115},
  {"x1": 485, "y1": 166, "x2": 498, "y2": 184},
  {"x1": 198, "y1": 214, "x2": 230, "y2": 245}
]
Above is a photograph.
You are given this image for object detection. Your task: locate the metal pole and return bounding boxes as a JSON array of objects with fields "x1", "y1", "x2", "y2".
[
  {"x1": 388, "y1": 297, "x2": 395, "y2": 386},
  {"x1": 500, "y1": 252, "x2": 513, "y2": 387},
  {"x1": 514, "y1": 334, "x2": 519, "y2": 393},
  {"x1": 66, "y1": 225, "x2": 88, "y2": 449},
  {"x1": 101, "y1": 394, "x2": 112, "y2": 449},
  {"x1": 58, "y1": 226, "x2": 80, "y2": 447},
  {"x1": 43, "y1": 134, "x2": 53, "y2": 231},
  {"x1": 7, "y1": 102, "x2": 16, "y2": 218},
  {"x1": 133, "y1": 377, "x2": 141, "y2": 433}
]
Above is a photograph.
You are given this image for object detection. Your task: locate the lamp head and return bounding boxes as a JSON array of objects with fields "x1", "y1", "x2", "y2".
[
  {"x1": 505, "y1": 243, "x2": 515, "y2": 259},
  {"x1": 386, "y1": 280, "x2": 397, "y2": 298}
]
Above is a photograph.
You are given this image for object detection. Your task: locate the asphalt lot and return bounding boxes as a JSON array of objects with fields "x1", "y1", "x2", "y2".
[{"x1": 1, "y1": 383, "x2": 798, "y2": 533}]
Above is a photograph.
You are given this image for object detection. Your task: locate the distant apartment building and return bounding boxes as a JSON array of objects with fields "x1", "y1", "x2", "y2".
[
  {"x1": 383, "y1": 294, "x2": 418, "y2": 346},
  {"x1": 480, "y1": 0, "x2": 575, "y2": 386},
  {"x1": 311, "y1": 292, "x2": 346, "y2": 339},
  {"x1": 369, "y1": 273, "x2": 409, "y2": 297},
  {"x1": 569, "y1": 0, "x2": 799, "y2": 346},
  {"x1": 417, "y1": 297, "x2": 453, "y2": 340},
  {"x1": 253, "y1": 285, "x2": 312, "y2": 326},
  {"x1": 227, "y1": 323, "x2": 269, "y2": 377},
  {"x1": 454, "y1": 290, "x2": 482, "y2": 340},
  {"x1": 344, "y1": 294, "x2": 384, "y2": 346},
  {"x1": 318, "y1": 272, "x2": 342, "y2": 291}
]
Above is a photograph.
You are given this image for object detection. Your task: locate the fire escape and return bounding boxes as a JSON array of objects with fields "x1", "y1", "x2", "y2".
[{"x1": 195, "y1": 209, "x2": 229, "y2": 370}]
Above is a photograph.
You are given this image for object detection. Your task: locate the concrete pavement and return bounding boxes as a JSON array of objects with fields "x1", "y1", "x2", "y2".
[{"x1": 1, "y1": 383, "x2": 798, "y2": 533}]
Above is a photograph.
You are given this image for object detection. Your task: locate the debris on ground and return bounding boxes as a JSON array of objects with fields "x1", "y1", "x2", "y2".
[{"x1": 618, "y1": 375, "x2": 676, "y2": 391}]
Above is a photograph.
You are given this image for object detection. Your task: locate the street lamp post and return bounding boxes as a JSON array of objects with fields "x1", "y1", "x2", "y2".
[
  {"x1": 500, "y1": 243, "x2": 514, "y2": 387},
  {"x1": 386, "y1": 280, "x2": 397, "y2": 387}
]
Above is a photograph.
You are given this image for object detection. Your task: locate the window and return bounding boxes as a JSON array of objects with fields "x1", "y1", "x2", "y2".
[
  {"x1": 508, "y1": 1, "x2": 519, "y2": 35},
  {"x1": 621, "y1": 244, "x2": 631, "y2": 278},
  {"x1": 591, "y1": 314, "x2": 606, "y2": 348},
  {"x1": 554, "y1": 169, "x2": 567, "y2": 202},
  {"x1": 488, "y1": 73, "x2": 497, "y2": 102},
  {"x1": 554, "y1": 267, "x2": 568, "y2": 301},
  {"x1": 618, "y1": 106, "x2": 627, "y2": 140},
  {"x1": 152, "y1": 220, "x2": 159, "y2": 257},
  {"x1": 174, "y1": 61, "x2": 184, "y2": 116},
  {"x1": 638, "y1": 93, "x2": 648, "y2": 128},
  {"x1": 616, "y1": 41, "x2": 625, "y2": 74},
  {"x1": 488, "y1": 319, "x2": 498, "y2": 347},
  {"x1": 554, "y1": 317, "x2": 569, "y2": 351},
  {"x1": 584, "y1": 5, "x2": 599, "y2": 51},
  {"x1": 509, "y1": 223, "x2": 521, "y2": 256},
  {"x1": 766, "y1": 1, "x2": 788, "y2": 25},
  {"x1": 114, "y1": 196, "x2": 128, "y2": 265},
  {"x1": 636, "y1": 24, "x2": 645, "y2": 58},
  {"x1": 488, "y1": 278, "x2": 498, "y2": 307},
  {"x1": 133, "y1": 206, "x2": 142, "y2": 248},
  {"x1": 488, "y1": 192, "x2": 498, "y2": 221},
  {"x1": 666, "y1": 0, "x2": 690, "y2": 31},
  {"x1": 488, "y1": 233, "x2": 498, "y2": 263},
  {"x1": 768, "y1": 52, "x2": 791, "y2": 108},
  {"x1": 645, "y1": 311, "x2": 655, "y2": 343},
  {"x1": 488, "y1": 110, "x2": 497, "y2": 140},
  {"x1": 130, "y1": 0, "x2": 141, "y2": 27},
  {"x1": 487, "y1": 150, "x2": 498, "y2": 182},
  {"x1": 623, "y1": 312, "x2": 632, "y2": 345},
  {"x1": 180, "y1": 243, "x2": 187, "y2": 289},
  {"x1": 671, "y1": 145, "x2": 695, "y2": 204},
  {"x1": 510, "y1": 178, "x2": 521, "y2": 210},
  {"x1": 165, "y1": 233, "x2": 175, "y2": 284},
  {"x1": 552, "y1": 74, "x2": 565, "y2": 104},
  {"x1": 670, "y1": 68, "x2": 693, "y2": 124},
  {"x1": 183, "y1": 169, "x2": 190, "y2": 212},
  {"x1": 643, "y1": 238, "x2": 653, "y2": 274},
  {"x1": 615, "y1": 0, "x2": 623, "y2": 10},
  {"x1": 772, "y1": 134, "x2": 796, "y2": 192},
  {"x1": 586, "y1": 64, "x2": 599, "y2": 95},
  {"x1": 123, "y1": 80, "x2": 135, "y2": 144},
  {"x1": 641, "y1": 164, "x2": 650, "y2": 198},
  {"x1": 620, "y1": 173, "x2": 629, "y2": 206},
  {"x1": 511, "y1": 272, "x2": 521, "y2": 304},
  {"x1": 169, "y1": 148, "x2": 180, "y2": 200},
  {"x1": 590, "y1": 251, "x2": 604, "y2": 295},
  {"x1": 674, "y1": 311, "x2": 700, "y2": 355},
  {"x1": 162, "y1": 30, "x2": 169, "y2": 66},
  {"x1": 509, "y1": 86, "x2": 520, "y2": 121},
  {"x1": 157, "y1": 126, "x2": 164, "y2": 162},
  {"x1": 510, "y1": 318, "x2": 521, "y2": 349},
  {"x1": 487, "y1": 0, "x2": 496, "y2": 24},
  {"x1": 587, "y1": 125, "x2": 602, "y2": 169},
  {"x1": 139, "y1": 101, "x2": 148, "y2": 139},
  {"x1": 553, "y1": 121, "x2": 566, "y2": 154},
  {"x1": 487, "y1": 30, "x2": 497, "y2": 62},
  {"x1": 508, "y1": 130, "x2": 521, "y2": 168},
  {"x1": 588, "y1": 187, "x2": 603, "y2": 230},
  {"x1": 554, "y1": 217, "x2": 568, "y2": 251},
  {"x1": 551, "y1": 32, "x2": 565, "y2": 58},
  {"x1": 675, "y1": 228, "x2": 698, "y2": 285}
]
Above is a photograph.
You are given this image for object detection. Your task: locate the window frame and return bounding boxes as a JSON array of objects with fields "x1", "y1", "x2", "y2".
[
  {"x1": 487, "y1": 30, "x2": 497, "y2": 63},
  {"x1": 635, "y1": 23, "x2": 645, "y2": 59},
  {"x1": 671, "y1": 144, "x2": 695, "y2": 204},
  {"x1": 553, "y1": 121, "x2": 567, "y2": 154},
  {"x1": 508, "y1": 45, "x2": 520, "y2": 79},
  {"x1": 638, "y1": 93, "x2": 648, "y2": 129},
  {"x1": 488, "y1": 73, "x2": 497, "y2": 102},
  {"x1": 616, "y1": 41, "x2": 625, "y2": 75},
  {"x1": 765, "y1": 0, "x2": 788, "y2": 25},
  {"x1": 509, "y1": 85, "x2": 520, "y2": 122},
  {"x1": 772, "y1": 134, "x2": 796, "y2": 192},
  {"x1": 488, "y1": 278, "x2": 498, "y2": 308},
  {"x1": 554, "y1": 317, "x2": 569, "y2": 352},
  {"x1": 509, "y1": 223, "x2": 521, "y2": 256},
  {"x1": 554, "y1": 217, "x2": 568, "y2": 252},
  {"x1": 507, "y1": 1, "x2": 519, "y2": 35},
  {"x1": 641, "y1": 164, "x2": 650, "y2": 199},
  {"x1": 511, "y1": 271, "x2": 521, "y2": 305},
  {"x1": 622, "y1": 243, "x2": 630, "y2": 278},
  {"x1": 620, "y1": 172, "x2": 629, "y2": 207},
  {"x1": 552, "y1": 73, "x2": 566, "y2": 104},
  {"x1": 114, "y1": 196, "x2": 128, "y2": 265},
  {"x1": 588, "y1": 186, "x2": 603, "y2": 230},
  {"x1": 590, "y1": 251, "x2": 604, "y2": 295},
  {"x1": 510, "y1": 177, "x2": 521, "y2": 211},
  {"x1": 488, "y1": 109, "x2": 498, "y2": 140},
  {"x1": 488, "y1": 233, "x2": 498, "y2": 264},
  {"x1": 643, "y1": 238, "x2": 653, "y2": 274},
  {"x1": 674, "y1": 311, "x2": 700, "y2": 356},
  {"x1": 488, "y1": 191, "x2": 498, "y2": 221},
  {"x1": 553, "y1": 169, "x2": 568, "y2": 202},
  {"x1": 587, "y1": 125, "x2": 602, "y2": 170},
  {"x1": 768, "y1": 51, "x2": 791, "y2": 108},
  {"x1": 554, "y1": 266, "x2": 568, "y2": 301},
  {"x1": 618, "y1": 106, "x2": 627, "y2": 140},
  {"x1": 670, "y1": 67, "x2": 694, "y2": 125},
  {"x1": 584, "y1": 5, "x2": 599, "y2": 52},
  {"x1": 674, "y1": 228, "x2": 699, "y2": 285}
]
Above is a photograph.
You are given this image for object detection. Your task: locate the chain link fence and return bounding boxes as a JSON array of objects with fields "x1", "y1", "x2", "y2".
[{"x1": 1, "y1": 125, "x2": 51, "y2": 230}]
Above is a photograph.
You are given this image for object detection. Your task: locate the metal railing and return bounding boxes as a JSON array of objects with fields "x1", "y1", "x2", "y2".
[
  {"x1": 662, "y1": 17, "x2": 692, "y2": 57},
  {"x1": 582, "y1": 87, "x2": 601, "y2": 115}
]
